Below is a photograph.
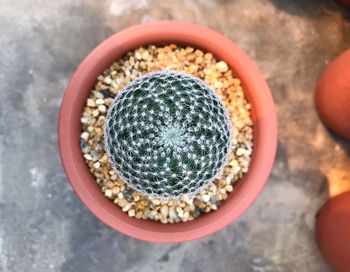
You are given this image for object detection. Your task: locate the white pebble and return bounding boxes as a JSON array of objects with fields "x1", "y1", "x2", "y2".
[
  {"x1": 169, "y1": 208, "x2": 178, "y2": 220},
  {"x1": 93, "y1": 162, "x2": 100, "y2": 169},
  {"x1": 160, "y1": 206, "x2": 169, "y2": 216},
  {"x1": 104, "y1": 77, "x2": 112, "y2": 84},
  {"x1": 81, "y1": 117, "x2": 89, "y2": 124},
  {"x1": 201, "y1": 195, "x2": 211, "y2": 202},
  {"x1": 83, "y1": 154, "x2": 92, "y2": 160},
  {"x1": 111, "y1": 175, "x2": 118, "y2": 181},
  {"x1": 98, "y1": 105, "x2": 106, "y2": 113},
  {"x1": 80, "y1": 132, "x2": 89, "y2": 141}
]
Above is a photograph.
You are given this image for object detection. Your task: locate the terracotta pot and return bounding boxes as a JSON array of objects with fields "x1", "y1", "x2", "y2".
[
  {"x1": 58, "y1": 21, "x2": 277, "y2": 243},
  {"x1": 315, "y1": 49, "x2": 350, "y2": 140},
  {"x1": 316, "y1": 192, "x2": 350, "y2": 271}
]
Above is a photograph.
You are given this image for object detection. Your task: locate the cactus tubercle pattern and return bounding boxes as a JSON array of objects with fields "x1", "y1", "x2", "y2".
[{"x1": 104, "y1": 71, "x2": 232, "y2": 199}]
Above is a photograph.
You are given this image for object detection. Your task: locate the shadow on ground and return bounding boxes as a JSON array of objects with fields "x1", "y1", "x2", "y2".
[{"x1": 268, "y1": 0, "x2": 350, "y2": 19}]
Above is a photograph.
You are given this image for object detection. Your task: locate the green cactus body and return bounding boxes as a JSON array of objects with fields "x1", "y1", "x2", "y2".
[{"x1": 104, "y1": 71, "x2": 232, "y2": 199}]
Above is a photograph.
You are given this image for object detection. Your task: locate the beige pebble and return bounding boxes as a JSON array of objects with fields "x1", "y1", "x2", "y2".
[
  {"x1": 135, "y1": 52, "x2": 142, "y2": 60},
  {"x1": 104, "y1": 98, "x2": 113, "y2": 106},
  {"x1": 122, "y1": 204, "x2": 132, "y2": 212},
  {"x1": 128, "y1": 209, "x2": 135, "y2": 217},
  {"x1": 194, "y1": 49, "x2": 203, "y2": 57},
  {"x1": 119, "y1": 199, "x2": 128, "y2": 207},
  {"x1": 94, "y1": 91, "x2": 104, "y2": 99},
  {"x1": 204, "y1": 53, "x2": 213, "y2": 60},
  {"x1": 93, "y1": 162, "x2": 100, "y2": 169},
  {"x1": 160, "y1": 206, "x2": 169, "y2": 216},
  {"x1": 96, "y1": 99, "x2": 104, "y2": 105},
  {"x1": 92, "y1": 109, "x2": 99, "y2": 117},
  {"x1": 112, "y1": 187, "x2": 120, "y2": 194},
  {"x1": 225, "y1": 185, "x2": 233, "y2": 192},
  {"x1": 132, "y1": 191, "x2": 140, "y2": 199},
  {"x1": 176, "y1": 207, "x2": 184, "y2": 218},
  {"x1": 236, "y1": 148, "x2": 246, "y2": 156},
  {"x1": 151, "y1": 199, "x2": 161, "y2": 205},
  {"x1": 118, "y1": 192, "x2": 124, "y2": 199},
  {"x1": 87, "y1": 99, "x2": 96, "y2": 107},
  {"x1": 105, "y1": 189, "x2": 113, "y2": 198},
  {"x1": 214, "y1": 81, "x2": 223, "y2": 89},
  {"x1": 198, "y1": 201, "x2": 206, "y2": 209},
  {"x1": 135, "y1": 211, "x2": 143, "y2": 219},
  {"x1": 231, "y1": 165, "x2": 241, "y2": 175},
  {"x1": 184, "y1": 197, "x2": 193, "y2": 205},
  {"x1": 182, "y1": 211, "x2": 190, "y2": 221},
  {"x1": 142, "y1": 51, "x2": 150, "y2": 60},
  {"x1": 140, "y1": 199, "x2": 148, "y2": 207},
  {"x1": 229, "y1": 160, "x2": 238, "y2": 166},
  {"x1": 232, "y1": 78, "x2": 241, "y2": 86},
  {"x1": 216, "y1": 61, "x2": 228, "y2": 72}
]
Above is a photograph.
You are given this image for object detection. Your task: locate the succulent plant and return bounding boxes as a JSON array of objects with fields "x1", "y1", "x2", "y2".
[{"x1": 104, "y1": 71, "x2": 232, "y2": 199}]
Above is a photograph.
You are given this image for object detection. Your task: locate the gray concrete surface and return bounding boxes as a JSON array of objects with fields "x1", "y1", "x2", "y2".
[{"x1": 1, "y1": 0, "x2": 350, "y2": 271}]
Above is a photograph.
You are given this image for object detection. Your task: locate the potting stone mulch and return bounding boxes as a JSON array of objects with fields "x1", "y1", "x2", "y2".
[{"x1": 80, "y1": 44, "x2": 253, "y2": 223}]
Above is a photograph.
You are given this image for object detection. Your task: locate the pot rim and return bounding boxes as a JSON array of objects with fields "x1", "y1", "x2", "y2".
[{"x1": 58, "y1": 21, "x2": 277, "y2": 243}]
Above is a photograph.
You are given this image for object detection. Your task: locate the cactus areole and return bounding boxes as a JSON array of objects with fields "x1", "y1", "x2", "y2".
[{"x1": 104, "y1": 71, "x2": 232, "y2": 199}]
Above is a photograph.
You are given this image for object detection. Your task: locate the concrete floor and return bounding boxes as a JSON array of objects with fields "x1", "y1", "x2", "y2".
[{"x1": 1, "y1": 0, "x2": 350, "y2": 271}]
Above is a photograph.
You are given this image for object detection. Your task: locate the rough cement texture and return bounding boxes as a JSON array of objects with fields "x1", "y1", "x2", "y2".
[{"x1": 1, "y1": 0, "x2": 350, "y2": 271}]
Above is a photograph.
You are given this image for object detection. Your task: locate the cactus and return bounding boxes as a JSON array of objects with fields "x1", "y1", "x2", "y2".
[{"x1": 104, "y1": 71, "x2": 232, "y2": 199}]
